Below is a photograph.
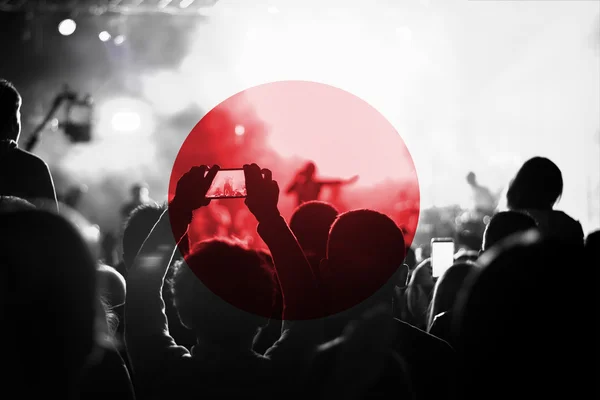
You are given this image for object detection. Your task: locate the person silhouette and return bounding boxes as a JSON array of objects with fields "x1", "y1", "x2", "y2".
[
  {"x1": 505, "y1": 157, "x2": 584, "y2": 246},
  {"x1": 466, "y1": 172, "x2": 496, "y2": 215},
  {"x1": 121, "y1": 183, "x2": 155, "y2": 221},
  {"x1": 0, "y1": 79, "x2": 58, "y2": 211},
  {"x1": 223, "y1": 176, "x2": 234, "y2": 196},
  {"x1": 286, "y1": 162, "x2": 358, "y2": 207}
]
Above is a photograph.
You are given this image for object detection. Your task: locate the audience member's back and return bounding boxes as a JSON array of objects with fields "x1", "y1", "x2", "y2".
[
  {"x1": 252, "y1": 250, "x2": 284, "y2": 355},
  {"x1": 0, "y1": 142, "x2": 57, "y2": 207},
  {"x1": 128, "y1": 238, "x2": 278, "y2": 399},
  {"x1": 321, "y1": 209, "x2": 457, "y2": 400},
  {"x1": 121, "y1": 203, "x2": 197, "y2": 350},
  {"x1": 454, "y1": 230, "x2": 590, "y2": 399},
  {"x1": 585, "y1": 230, "x2": 599, "y2": 269},
  {"x1": 0, "y1": 210, "x2": 97, "y2": 398},
  {"x1": 288, "y1": 200, "x2": 338, "y2": 321},
  {"x1": 481, "y1": 211, "x2": 537, "y2": 252},
  {"x1": 121, "y1": 203, "x2": 167, "y2": 272},
  {"x1": 0, "y1": 80, "x2": 58, "y2": 210},
  {"x1": 427, "y1": 262, "x2": 476, "y2": 347},
  {"x1": 402, "y1": 259, "x2": 435, "y2": 330},
  {"x1": 289, "y1": 200, "x2": 338, "y2": 273},
  {"x1": 307, "y1": 308, "x2": 415, "y2": 399},
  {"x1": 588, "y1": 231, "x2": 600, "y2": 368},
  {"x1": 506, "y1": 157, "x2": 583, "y2": 246}
]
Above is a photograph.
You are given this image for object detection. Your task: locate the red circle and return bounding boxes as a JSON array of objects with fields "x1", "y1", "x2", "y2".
[{"x1": 169, "y1": 81, "x2": 420, "y2": 320}]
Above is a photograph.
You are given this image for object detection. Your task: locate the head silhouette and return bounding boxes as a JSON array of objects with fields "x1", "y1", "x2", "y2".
[
  {"x1": 506, "y1": 157, "x2": 563, "y2": 210},
  {"x1": 324, "y1": 209, "x2": 405, "y2": 316},
  {"x1": 0, "y1": 210, "x2": 97, "y2": 397},
  {"x1": 290, "y1": 201, "x2": 339, "y2": 262},
  {"x1": 122, "y1": 203, "x2": 166, "y2": 269},
  {"x1": 0, "y1": 79, "x2": 22, "y2": 141},
  {"x1": 454, "y1": 230, "x2": 585, "y2": 399},
  {"x1": 130, "y1": 183, "x2": 149, "y2": 201},
  {"x1": 303, "y1": 162, "x2": 316, "y2": 179},
  {"x1": 404, "y1": 259, "x2": 435, "y2": 329},
  {"x1": 427, "y1": 262, "x2": 476, "y2": 330},
  {"x1": 466, "y1": 172, "x2": 476, "y2": 185},
  {"x1": 481, "y1": 211, "x2": 537, "y2": 252},
  {"x1": 170, "y1": 239, "x2": 276, "y2": 346}
]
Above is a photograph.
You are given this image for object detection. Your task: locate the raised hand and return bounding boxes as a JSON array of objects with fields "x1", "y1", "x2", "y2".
[
  {"x1": 244, "y1": 163, "x2": 280, "y2": 223},
  {"x1": 171, "y1": 165, "x2": 219, "y2": 215}
]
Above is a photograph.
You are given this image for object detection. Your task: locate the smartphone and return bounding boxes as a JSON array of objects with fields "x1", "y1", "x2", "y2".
[
  {"x1": 431, "y1": 238, "x2": 455, "y2": 278},
  {"x1": 205, "y1": 168, "x2": 247, "y2": 199}
]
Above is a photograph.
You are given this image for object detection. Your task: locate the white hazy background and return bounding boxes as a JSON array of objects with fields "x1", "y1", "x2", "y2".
[
  {"x1": 51, "y1": 0, "x2": 599, "y2": 234},
  {"x1": 170, "y1": 0, "x2": 600, "y2": 232}
]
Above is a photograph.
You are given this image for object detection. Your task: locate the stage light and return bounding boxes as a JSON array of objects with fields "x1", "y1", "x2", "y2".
[
  {"x1": 111, "y1": 111, "x2": 141, "y2": 132},
  {"x1": 58, "y1": 19, "x2": 76, "y2": 36},
  {"x1": 114, "y1": 35, "x2": 125, "y2": 45},
  {"x1": 61, "y1": 97, "x2": 157, "y2": 176},
  {"x1": 99, "y1": 31, "x2": 111, "y2": 42},
  {"x1": 179, "y1": 0, "x2": 194, "y2": 8},
  {"x1": 96, "y1": 97, "x2": 155, "y2": 139},
  {"x1": 234, "y1": 125, "x2": 245, "y2": 136}
]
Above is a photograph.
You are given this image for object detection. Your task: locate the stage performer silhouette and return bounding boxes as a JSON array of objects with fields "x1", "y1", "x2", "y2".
[{"x1": 286, "y1": 161, "x2": 358, "y2": 207}]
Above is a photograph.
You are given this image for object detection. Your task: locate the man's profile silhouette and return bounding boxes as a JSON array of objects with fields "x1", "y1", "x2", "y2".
[{"x1": 0, "y1": 79, "x2": 58, "y2": 211}]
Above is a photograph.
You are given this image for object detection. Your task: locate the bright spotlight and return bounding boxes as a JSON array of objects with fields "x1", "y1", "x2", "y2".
[
  {"x1": 99, "y1": 31, "x2": 111, "y2": 42},
  {"x1": 58, "y1": 19, "x2": 76, "y2": 36},
  {"x1": 267, "y1": 6, "x2": 279, "y2": 14},
  {"x1": 61, "y1": 97, "x2": 157, "y2": 176},
  {"x1": 179, "y1": 0, "x2": 194, "y2": 8},
  {"x1": 234, "y1": 125, "x2": 245, "y2": 136},
  {"x1": 96, "y1": 97, "x2": 155, "y2": 139},
  {"x1": 114, "y1": 35, "x2": 125, "y2": 45},
  {"x1": 111, "y1": 111, "x2": 141, "y2": 132}
]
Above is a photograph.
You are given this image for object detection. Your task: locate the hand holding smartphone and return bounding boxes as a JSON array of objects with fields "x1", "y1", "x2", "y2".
[{"x1": 431, "y1": 238, "x2": 455, "y2": 278}]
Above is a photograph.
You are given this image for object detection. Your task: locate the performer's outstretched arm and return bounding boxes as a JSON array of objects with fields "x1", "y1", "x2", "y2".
[{"x1": 318, "y1": 175, "x2": 359, "y2": 186}]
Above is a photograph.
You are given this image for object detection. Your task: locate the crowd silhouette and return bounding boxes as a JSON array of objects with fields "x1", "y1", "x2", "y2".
[{"x1": 1, "y1": 79, "x2": 598, "y2": 399}]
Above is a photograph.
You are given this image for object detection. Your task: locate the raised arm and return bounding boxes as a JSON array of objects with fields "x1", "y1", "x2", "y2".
[
  {"x1": 125, "y1": 165, "x2": 218, "y2": 383},
  {"x1": 244, "y1": 164, "x2": 320, "y2": 321},
  {"x1": 317, "y1": 175, "x2": 359, "y2": 186}
]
